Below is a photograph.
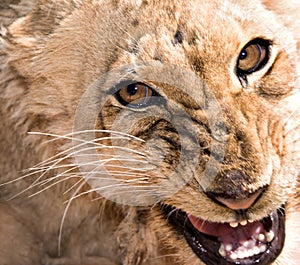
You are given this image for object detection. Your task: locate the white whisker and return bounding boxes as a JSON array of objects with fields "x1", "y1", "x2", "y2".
[
  {"x1": 27, "y1": 136, "x2": 146, "y2": 172},
  {"x1": 24, "y1": 129, "x2": 147, "y2": 172},
  {"x1": 284, "y1": 123, "x2": 300, "y2": 137},
  {"x1": 78, "y1": 171, "x2": 150, "y2": 178},
  {"x1": 29, "y1": 129, "x2": 145, "y2": 144},
  {"x1": 28, "y1": 175, "x2": 81, "y2": 198},
  {"x1": 58, "y1": 180, "x2": 87, "y2": 256},
  {"x1": 63, "y1": 178, "x2": 85, "y2": 195},
  {"x1": 284, "y1": 107, "x2": 300, "y2": 125},
  {"x1": 69, "y1": 185, "x2": 160, "y2": 203}
]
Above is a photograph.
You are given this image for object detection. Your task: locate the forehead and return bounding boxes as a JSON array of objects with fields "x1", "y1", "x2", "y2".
[
  {"x1": 106, "y1": 0, "x2": 277, "y2": 70},
  {"x1": 129, "y1": 0, "x2": 276, "y2": 37},
  {"x1": 109, "y1": 0, "x2": 279, "y2": 61}
]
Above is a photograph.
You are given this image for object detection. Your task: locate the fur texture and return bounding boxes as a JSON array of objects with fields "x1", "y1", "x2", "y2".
[{"x1": 0, "y1": 0, "x2": 299, "y2": 264}]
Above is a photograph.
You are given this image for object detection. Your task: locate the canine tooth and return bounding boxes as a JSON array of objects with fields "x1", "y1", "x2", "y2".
[
  {"x1": 219, "y1": 249, "x2": 226, "y2": 257},
  {"x1": 266, "y1": 231, "x2": 275, "y2": 242},
  {"x1": 253, "y1": 246, "x2": 260, "y2": 255},
  {"x1": 240, "y1": 220, "x2": 247, "y2": 226},
  {"x1": 219, "y1": 244, "x2": 226, "y2": 257},
  {"x1": 230, "y1": 221, "x2": 238, "y2": 228},
  {"x1": 260, "y1": 244, "x2": 267, "y2": 253},
  {"x1": 225, "y1": 244, "x2": 233, "y2": 251},
  {"x1": 258, "y1": 233, "x2": 265, "y2": 242},
  {"x1": 230, "y1": 253, "x2": 238, "y2": 260}
]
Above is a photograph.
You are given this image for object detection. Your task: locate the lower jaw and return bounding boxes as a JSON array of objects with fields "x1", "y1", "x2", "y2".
[{"x1": 162, "y1": 205, "x2": 285, "y2": 265}]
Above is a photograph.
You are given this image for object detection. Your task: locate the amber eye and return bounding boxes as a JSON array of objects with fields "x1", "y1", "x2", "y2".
[
  {"x1": 115, "y1": 82, "x2": 157, "y2": 108},
  {"x1": 237, "y1": 39, "x2": 270, "y2": 76}
]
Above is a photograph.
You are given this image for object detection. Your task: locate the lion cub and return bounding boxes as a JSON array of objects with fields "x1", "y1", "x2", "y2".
[{"x1": 0, "y1": 0, "x2": 299, "y2": 265}]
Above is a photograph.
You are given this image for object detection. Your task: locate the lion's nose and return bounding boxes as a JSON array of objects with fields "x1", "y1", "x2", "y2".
[{"x1": 206, "y1": 189, "x2": 263, "y2": 210}]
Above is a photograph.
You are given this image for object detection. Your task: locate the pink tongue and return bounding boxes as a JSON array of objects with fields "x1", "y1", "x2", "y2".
[{"x1": 188, "y1": 215, "x2": 265, "y2": 244}]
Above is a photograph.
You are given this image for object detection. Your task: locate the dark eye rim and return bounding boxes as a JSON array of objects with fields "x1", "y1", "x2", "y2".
[
  {"x1": 236, "y1": 38, "x2": 272, "y2": 78},
  {"x1": 113, "y1": 80, "x2": 162, "y2": 108}
]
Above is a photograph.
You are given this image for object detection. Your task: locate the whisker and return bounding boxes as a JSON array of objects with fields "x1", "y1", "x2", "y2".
[
  {"x1": 153, "y1": 253, "x2": 181, "y2": 260},
  {"x1": 63, "y1": 178, "x2": 85, "y2": 195},
  {"x1": 28, "y1": 152, "x2": 121, "y2": 174},
  {"x1": 93, "y1": 163, "x2": 153, "y2": 172},
  {"x1": 73, "y1": 188, "x2": 159, "y2": 205},
  {"x1": 7, "y1": 166, "x2": 77, "y2": 200},
  {"x1": 58, "y1": 180, "x2": 87, "y2": 256},
  {"x1": 8, "y1": 152, "x2": 90, "y2": 198},
  {"x1": 28, "y1": 175, "x2": 82, "y2": 198},
  {"x1": 31, "y1": 144, "x2": 147, "y2": 181},
  {"x1": 0, "y1": 172, "x2": 39, "y2": 187},
  {"x1": 66, "y1": 145, "x2": 149, "y2": 166},
  {"x1": 164, "y1": 207, "x2": 179, "y2": 221},
  {"x1": 284, "y1": 106, "x2": 300, "y2": 125},
  {"x1": 23, "y1": 161, "x2": 80, "y2": 180},
  {"x1": 66, "y1": 183, "x2": 160, "y2": 203},
  {"x1": 27, "y1": 155, "x2": 152, "y2": 197},
  {"x1": 25, "y1": 170, "x2": 77, "y2": 191},
  {"x1": 11, "y1": 130, "x2": 149, "y2": 190},
  {"x1": 25, "y1": 129, "x2": 147, "y2": 172},
  {"x1": 23, "y1": 142, "x2": 92, "y2": 173},
  {"x1": 284, "y1": 123, "x2": 300, "y2": 137},
  {"x1": 79, "y1": 171, "x2": 150, "y2": 178},
  {"x1": 5, "y1": 165, "x2": 78, "y2": 200},
  {"x1": 26, "y1": 134, "x2": 145, "y2": 172},
  {"x1": 8, "y1": 150, "x2": 153, "y2": 199},
  {"x1": 29, "y1": 130, "x2": 145, "y2": 144},
  {"x1": 20, "y1": 163, "x2": 151, "y2": 198}
]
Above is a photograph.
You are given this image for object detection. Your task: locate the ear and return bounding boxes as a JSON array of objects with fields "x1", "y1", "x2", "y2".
[
  {"x1": 4, "y1": 0, "x2": 81, "y2": 39},
  {"x1": 261, "y1": 0, "x2": 300, "y2": 49},
  {"x1": 0, "y1": 0, "x2": 34, "y2": 28}
]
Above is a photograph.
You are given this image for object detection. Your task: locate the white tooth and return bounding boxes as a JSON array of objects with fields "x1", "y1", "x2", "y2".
[
  {"x1": 230, "y1": 222, "x2": 239, "y2": 228},
  {"x1": 258, "y1": 233, "x2": 265, "y2": 242},
  {"x1": 219, "y1": 244, "x2": 226, "y2": 257},
  {"x1": 260, "y1": 244, "x2": 267, "y2": 253},
  {"x1": 243, "y1": 239, "x2": 255, "y2": 248},
  {"x1": 243, "y1": 240, "x2": 250, "y2": 247},
  {"x1": 244, "y1": 250, "x2": 251, "y2": 258},
  {"x1": 248, "y1": 249, "x2": 254, "y2": 257},
  {"x1": 225, "y1": 244, "x2": 233, "y2": 251},
  {"x1": 253, "y1": 246, "x2": 260, "y2": 255},
  {"x1": 230, "y1": 253, "x2": 238, "y2": 260},
  {"x1": 248, "y1": 220, "x2": 254, "y2": 223},
  {"x1": 266, "y1": 231, "x2": 275, "y2": 242},
  {"x1": 240, "y1": 220, "x2": 247, "y2": 226},
  {"x1": 237, "y1": 251, "x2": 244, "y2": 259}
]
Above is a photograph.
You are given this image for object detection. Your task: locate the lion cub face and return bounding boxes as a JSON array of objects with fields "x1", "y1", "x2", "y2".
[{"x1": 8, "y1": 0, "x2": 300, "y2": 264}]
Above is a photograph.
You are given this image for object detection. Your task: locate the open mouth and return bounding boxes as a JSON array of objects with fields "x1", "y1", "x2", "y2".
[{"x1": 162, "y1": 205, "x2": 285, "y2": 265}]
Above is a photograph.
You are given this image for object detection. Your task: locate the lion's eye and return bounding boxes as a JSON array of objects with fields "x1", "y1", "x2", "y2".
[
  {"x1": 237, "y1": 39, "x2": 270, "y2": 76},
  {"x1": 115, "y1": 82, "x2": 157, "y2": 108}
]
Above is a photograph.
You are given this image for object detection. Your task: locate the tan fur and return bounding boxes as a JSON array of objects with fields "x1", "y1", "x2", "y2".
[{"x1": 0, "y1": 0, "x2": 299, "y2": 264}]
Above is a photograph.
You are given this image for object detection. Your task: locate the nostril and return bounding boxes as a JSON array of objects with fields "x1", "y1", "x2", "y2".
[{"x1": 206, "y1": 189, "x2": 263, "y2": 210}]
